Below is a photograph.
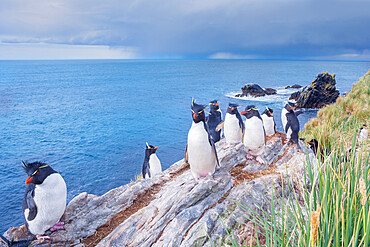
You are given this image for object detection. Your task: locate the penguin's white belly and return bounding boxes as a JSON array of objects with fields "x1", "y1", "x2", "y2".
[
  {"x1": 262, "y1": 115, "x2": 275, "y2": 136},
  {"x1": 243, "y1": 118, "x2": 265, "y2": 155},
  {"x1": 358, "y1": 129, "x2": 369, "y2": 143},
  {"x1": 281, "y1": 109, "x2": 288, "y2": 132},
  {"x1": 149, "y1": 154, "x2": 162, "y2": 177},
  {"x1": 27, "y1": 173, "x2": 67, "y2": 235},
  {"x1": 286, "y1": 127, "x2": 293, "y2": 139},
  {"x1": 187, "y1": 122, "x2": 216, "y2": 179},
  {"x1": 224, "y1": 114, "x2": 242, "y2": 144}
]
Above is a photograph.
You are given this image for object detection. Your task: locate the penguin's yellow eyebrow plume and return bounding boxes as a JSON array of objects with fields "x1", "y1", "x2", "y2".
[
  {"x1": 31, "y1": 164, "x2": 49, "y2": 175},
  {"x1": 191, "y1": 109, "x2": 205, "y2": 114},
  {"x1": 247, "y1": 107, "x2": 258, "y2": 111}
]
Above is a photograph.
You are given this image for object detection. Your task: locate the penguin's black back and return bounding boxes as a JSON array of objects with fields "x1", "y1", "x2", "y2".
[
  {"x1": 285, "y1": 111, "x2": 300, "y2": 143},
  {"x1": 207, "y1": 109, "x2": 222, "y2": 143},
  {"x1": 142, "y1": 147, "x2": 157, "y2": 178}
]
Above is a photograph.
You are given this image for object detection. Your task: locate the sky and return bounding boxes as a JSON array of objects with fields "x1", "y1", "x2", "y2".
[{"x1": 0, "y1": 0, "x2": 369, "y2": 60}]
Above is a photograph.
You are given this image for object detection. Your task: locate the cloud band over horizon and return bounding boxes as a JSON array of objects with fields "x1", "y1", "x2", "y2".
[{"x1": 0, "y1": 0, "x2": 369, "y2": 60}]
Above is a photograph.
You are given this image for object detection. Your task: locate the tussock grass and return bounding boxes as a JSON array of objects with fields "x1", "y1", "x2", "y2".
[{"x1": 225, "y1": 71, "x2": 370, "y2": 246}]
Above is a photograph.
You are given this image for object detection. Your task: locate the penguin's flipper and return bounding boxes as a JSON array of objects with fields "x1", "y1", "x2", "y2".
[
  {"x1": 295, "y1": 110, "x2": 304, "y2": 116},
  {"x1": 215, "y1": 121, "x2": 224, "y2": 132},
  {"x1": 0, "y1": 235, "x2": 9, "y2": 246},
  {"x1": 142, "y1": 161, "x2": 151, "y2": 179},
  {"x1": 185, "y1": 144, "x2": 189, "y2": 164},
  {"x1": 205, "y1": 122, "x2": 220, "y2": 167},
  {"x1": 211, "y1": 140, "x2": 220, "y2": 168},
  {"x1": 263, "y1": 126, "x2": 267, "y2": 145},
  {"x1": 23, "y1": 184, "x2": 37, "y2": 221},
  {"x1": 236, "y1": 113, "x2": 245, "y2": 133}
]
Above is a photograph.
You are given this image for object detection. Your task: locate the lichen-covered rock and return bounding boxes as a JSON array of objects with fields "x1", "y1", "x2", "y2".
[
  {"x1": 295, "y1": 72, "x2": 339, "y2": 109},
  {"x1": 5, "y1": 136, "x2": 316, "y2": 247}
]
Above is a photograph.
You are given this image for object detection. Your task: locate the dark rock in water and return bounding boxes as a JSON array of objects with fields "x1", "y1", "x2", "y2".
[
  {"x1": 238, "y1": 83, "x2": 277, "y2": 97},
  {"x1": 295, "y1": 72, "x2": 339, "y2": 109},
  {"x1": 241, "y1": 83, "x2": 266, "y2": 97},
  {"x1": 264, "y1": 88, "x2": 277, "y2": 95},
  {"x1": 289, "y1": 91, "x2": 301, "y2": 101},
  {"x1": 285, "y1": 84, "x2": 302, "y2": 89}
]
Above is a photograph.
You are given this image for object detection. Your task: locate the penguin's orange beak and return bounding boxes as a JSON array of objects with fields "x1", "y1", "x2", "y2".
[
  {"x1": 240, "y1": 111, "x2": 246, "y2": 115},
  {"x1": 25, "y1": 176, "x2": 33, "y2": 185},
  {"x1": 231, "y1": 107, "x2": 235, "y2": 111},
  {"x1": 154, "y1": 146, "x2": 158, "y2": 149},
  {"x1": 291, "y1": 107, "x2": 294, "y2": 111},
  {"x1": 271, "y1": 113, "x2": 274, "y2": 116},
  {"x1": 193, "y1": 113, "x2": 197, "y2": 119}
]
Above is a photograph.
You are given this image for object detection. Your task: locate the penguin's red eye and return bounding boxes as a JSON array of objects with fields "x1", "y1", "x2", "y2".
[
  {"x1": 36, "y1": 171, "x2": 39, "y2": 175},
  {"x1": 199, "y1": 112, "x2": 202, "y2": 115}
]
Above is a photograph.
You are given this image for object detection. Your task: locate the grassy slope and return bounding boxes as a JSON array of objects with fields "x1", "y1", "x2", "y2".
[{"x1": 227, "y1": 70, "x2": 370, "y2": 247}]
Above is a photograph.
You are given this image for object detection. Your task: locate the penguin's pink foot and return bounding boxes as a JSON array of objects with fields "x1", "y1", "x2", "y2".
[
  {"x1": 50, "y1": 222, "x2": 64, "y2": 232},
  {"x1": 246, "y1": 153, "x2": 254, "y2": 160},
  {"x1": 223, "y1": 143, "x2": 231, "y2": 150},
  {"x1": 256, "y1": 156, "x2": 265, "y2": 164},
  {"x1": 36, "y1": 235, "x2": 51, "y2": 241}
]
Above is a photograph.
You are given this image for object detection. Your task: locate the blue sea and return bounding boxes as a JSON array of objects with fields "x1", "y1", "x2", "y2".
[{"x1": 0, "y1": 60, "x2": 369, "y2": 233}]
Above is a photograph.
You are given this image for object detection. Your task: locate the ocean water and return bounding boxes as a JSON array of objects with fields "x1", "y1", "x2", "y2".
[{"x1": 0, "y1": 60, "x2": 369, "y2": 233}]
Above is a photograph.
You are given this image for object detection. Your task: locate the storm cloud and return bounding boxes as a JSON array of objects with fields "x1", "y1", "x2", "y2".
[{"x1": 0, "y1": 0, "x2": 369, "y2": 59}]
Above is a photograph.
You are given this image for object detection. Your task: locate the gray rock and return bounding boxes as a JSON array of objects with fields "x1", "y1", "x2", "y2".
[{"x1": 5, "y1": 135, "x2": 315, "y2": 247}]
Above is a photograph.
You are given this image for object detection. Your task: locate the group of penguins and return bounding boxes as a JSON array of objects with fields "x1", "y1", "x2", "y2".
[
  {"x1": 0, "y1": 100, "x2": 318, "y2": 246},
  {"x1": 142, "y1": 99, "x2": 303, "y2": 180}
]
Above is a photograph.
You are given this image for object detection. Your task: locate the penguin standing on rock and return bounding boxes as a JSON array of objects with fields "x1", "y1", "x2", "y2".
[
  {"x1": 185, "y1": 99, "x2": 220, "y2": 180},
  {"x1": 142, "y1": 143, "x2": 162, "y2": 179},
  {"x1": 261, "y1": 107, "x2": 276, "y2": 136},
  {"x1": 22, "y1": 161, "x2": 67, "y2": 240},
  {"x1": 281, "y1": 102, "x2": 302, "y2": 144},
  {"x1": 219, "y1": 103, "x2": 244, "y2": 148},
  {"x1": 206, "y1": 100, "x2": 223, "y2": 143},
  {"x1": 240, "y1": 106, "x2": 266, "y2": 164}
]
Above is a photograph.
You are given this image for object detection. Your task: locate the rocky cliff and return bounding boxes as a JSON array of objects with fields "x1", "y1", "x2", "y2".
[
  {"x1": 4, "y1": 133, "x2": 317, "y2": 247},
  {"x1": 294, "y1": 72, "x2": 339, "y2": 109}
]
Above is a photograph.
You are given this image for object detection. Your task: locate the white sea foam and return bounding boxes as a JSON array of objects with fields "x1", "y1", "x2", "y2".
[
  {"x1": 227, "y1": 87, "x2": 297, "y2": 102},
  {"x1": 226, "y1": 86, "x2": 301, "y2": 103}
]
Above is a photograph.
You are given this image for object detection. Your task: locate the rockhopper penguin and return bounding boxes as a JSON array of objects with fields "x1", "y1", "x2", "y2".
[
  {"x1": 261, "y1": 107, "x2": 276, "y2": 136},
  {"x1": 240, "y1": 106, "x2": 266, "y2": 164},
  {"x1": 142, "y1": 143, "x2": 162, "y2": 179},
  {"x1": 221, "y1": 103, "x2": 244, "y2": 148},
  {"x1": 206, "y1": 100, "x2": 223, "y2": 143},
  {"x1": 281, "y1": 102, "x2": 301, "y2": 143},
  {"x1": 185, "y1": 99, "x2": 220, "y2": 180},
  {"x1": 22, "y1": 161, "x2": 67, "y2": 240}
]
